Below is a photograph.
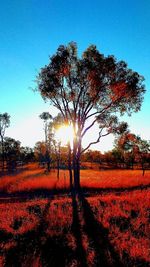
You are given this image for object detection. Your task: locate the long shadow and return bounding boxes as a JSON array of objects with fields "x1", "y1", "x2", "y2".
[
  {"x1": 3, "y1": 199, "x2": 51, "y2": 267},
  {"x1": 78, "y1": 193, "x2": 124, "y2": 267},
  {"x1": 3, "y1": 196, "x2": 73, "y2": 267},
  {"x1": 1, "y1": 190, "x2": 149, "y2": 266},
  {"x1": 81, "y1": 183, "x2": 150, "y2": 195},
  {"x1": 0, "y1": 165, "x2": 29, "y2": 177},
  {"x1": 4, "y1": 202, "x2": 50, "y2": 267},
  {"x1": 0, "y1": 187, "x2": 70, "y2": 203},
  {"x1": 71, "y1": 192, "x2": 88, "y2": 267},
  {"x1": 1, "y1": 182, "x2": 149, "y2": 204}
]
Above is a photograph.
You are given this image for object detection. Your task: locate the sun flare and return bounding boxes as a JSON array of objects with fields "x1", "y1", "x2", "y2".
[{"x1": 55, "y1": 125, "x2": 74, "y2": 145}]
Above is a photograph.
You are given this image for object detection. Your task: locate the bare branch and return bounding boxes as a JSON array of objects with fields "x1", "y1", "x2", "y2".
[
  {"x1": 86, "y1": 101, "x2": 114, "y2": 120},
  {"x1": 68, "y1": 72, "x2": 76, "y2": 112},
  {"x1": 75, "y1": 85, "x2": 84, "y2": 112},
  {"x1": 81, "y1": 117, "x2": 98, "y2": 138},
  {"x1": 53, "y1": 97, "x2": 65, "y2": 119},
  {"x1": 61, "y1": 87, "x2": 73, "y2": 120},
  {"x1": 81, "y1": 130, "x2": 110, "y2": 154}
]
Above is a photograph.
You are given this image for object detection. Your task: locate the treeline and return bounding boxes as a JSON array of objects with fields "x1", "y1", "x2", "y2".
[
  {"x1": 0, "y1": 137, "x2": 34, "y2": 173},
  {"x1": 34, "y1": 136, "x2": 150, "y2": 177},
  {"x1": 82, "y1": 132, "x2": 150, "y2": 175},
  {"x1": 82, "y1": 148, "x2": 150, "y2": 172},
  {"x1": 1, "y1": 112, "x2": 150, "y2": 176},
  {"x1": 0, "y1": 113, "x2": 34, "y2": 174}
]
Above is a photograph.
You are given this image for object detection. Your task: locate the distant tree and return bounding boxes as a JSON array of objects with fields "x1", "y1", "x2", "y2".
[
  {"x1": 103, "y1": 150, "x2": 115, "y2": 168},
  {"x1": 37, "y1": 42, "x2": 145, "y2": 190},
  {"x1": 115, "y1": 132, "x2": 137, "y2": 169},
  {"x1": 20, "y1": 146, "x2": 34, "y2": 163},
  {"x1": 0, "y1": 113, "x2": 10, "y2": 172},
  {"x1": 135, "y1": 137, "x2": 150, "y2": 175},
  {"x1": 39, "y1": 112, "x2": 53, "y2": 172},
  {"x1": 39, "y1": 112, "x2": 52, "y2": 144},
  {"x1": 34, "y1": 141, "x2": 47, "y2": 166},
  {"x1": 4, "y1": 137, "x2": 21, "y2": 172},
  {"x1": 111, "y1": 148, "x2": 124, "y2": 168},
  {"x1": 82, "y1": 150, "x2": 102, "y2": 168},
  {"x1": 116, "y1": 132, "x2": 150, "y2": 173}
]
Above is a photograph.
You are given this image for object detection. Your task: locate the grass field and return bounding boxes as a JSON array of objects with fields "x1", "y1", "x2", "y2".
[{"x1": 0, "y1": 164, "x2": 150, "y2": 266}]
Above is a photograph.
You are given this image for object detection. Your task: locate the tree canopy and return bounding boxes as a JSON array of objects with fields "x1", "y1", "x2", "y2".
[
  {"x1": 0, "y1": 113, "x2": 10, "y2": 139},
  {"x1": 37, "y1": 42, "x2": 145, "y2": 190}
]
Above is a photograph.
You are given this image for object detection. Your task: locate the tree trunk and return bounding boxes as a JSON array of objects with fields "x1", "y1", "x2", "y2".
[
  {"x1": 73, "y1": 137, "x2": 81, "y2": 192},
  {"x1": 73, "y1": 157, "x2": 80, "y2": 191},
  {"x1": 1, "y1": 136, "x2": 5, "y2": 173},
  {"x1": 57, "y1": 157, "x2": 60, "y2": 180},
  {"x1": 68, "y1": 142, "x2": 73, "y2": 190},
  {"x1": 141, "y1": 161, "x2": 145, "y2": 176}
]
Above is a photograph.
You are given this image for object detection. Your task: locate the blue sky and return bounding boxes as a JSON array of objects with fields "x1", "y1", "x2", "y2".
[{"x1": 0, "y1": 0, "x2": 150, "y2": 151}]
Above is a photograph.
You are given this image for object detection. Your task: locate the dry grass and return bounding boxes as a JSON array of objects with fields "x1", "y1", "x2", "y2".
[
  {"x1": 88, "y1": 189, "x2": 150, "y2": 263},
  {"x1": 0, "y1": 163, "x2": 150, "y2": 194},
  {"x1": 0, "y1": 164, "x2": 150, "y2": 266}
]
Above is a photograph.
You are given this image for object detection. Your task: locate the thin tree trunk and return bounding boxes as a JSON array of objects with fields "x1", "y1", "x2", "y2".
[
  {"x1": 68, "y1": 142, "x2": 73, "y2": 190},
  {"x1": 57, "y1": 143, "x2": 60, "y2": 180},
  {"x1": 57, "y1": 156, "x2": 60, "y2": 180},
  {"x1": 142, "y1": 161, "x2": 145, "y2": 176},
  {"x1": 1, "y1": 136, "x2": 5, "y2": 173}
]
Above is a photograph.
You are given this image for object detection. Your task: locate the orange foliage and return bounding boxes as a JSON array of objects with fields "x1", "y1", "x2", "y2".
[{"x1": 110, "y1": 81, "x2": 128, "y2": 101}]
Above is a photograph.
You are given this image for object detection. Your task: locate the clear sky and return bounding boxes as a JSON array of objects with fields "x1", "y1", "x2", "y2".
[{"x1": 0, "y1": 0, "x2": 150, "y2": 152}]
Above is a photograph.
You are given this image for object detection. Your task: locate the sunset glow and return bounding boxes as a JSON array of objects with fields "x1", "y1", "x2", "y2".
[{"x1": 55, "y1": 125, "x2": 74, "y2": 145}]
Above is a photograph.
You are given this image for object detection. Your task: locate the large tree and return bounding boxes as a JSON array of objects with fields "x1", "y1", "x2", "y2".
[
  {"x1": 37, "y1": 42, "x2": 145, "y2": 190},
  {"x1": 0, "y1": 113, "x2": 10, "y2": 172}
]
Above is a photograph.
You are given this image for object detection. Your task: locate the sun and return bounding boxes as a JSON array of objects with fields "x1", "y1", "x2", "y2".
[{"x1": 55, "y1": 125, "x2": 74, "y2": 145}]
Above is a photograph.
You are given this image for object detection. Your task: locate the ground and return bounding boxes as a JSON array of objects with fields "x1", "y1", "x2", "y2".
[{"x1": 0, "y1": 164, "x2": 150, "y2": 267}]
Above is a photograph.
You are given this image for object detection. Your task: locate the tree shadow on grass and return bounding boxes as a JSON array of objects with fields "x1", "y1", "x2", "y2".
[
  {"x1": 0, "y1": 187, "x2": 70, "y2": 203},
  {"x1": 1, "y1": 190, "x2": 150, "y2": 267},
  {"x1": 3, "y1": 198, "x2": 73, "y2": 267},
  {"x1": 78, "y1": 193, "x2": 124, "y2": 267},
  {"x1": 82, "y1": 183, "x2": 150, "y2": 196},
  {"x1": 71, "y1": 192, "x2": 88, "y2": 267},
  {"x1": 1, "y1": 182, "x2": 150, "y2": 204}
]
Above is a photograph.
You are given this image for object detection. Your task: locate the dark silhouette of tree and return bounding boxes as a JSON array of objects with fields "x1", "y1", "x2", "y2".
[
  {"x1": 39, "y1": 112, "x2": 52, "y2": 144},
  {"x1": 134, "y1": 137, "x2": 150, "y2": 175},
  {"x1": 4, "y1": 137, "x2": 21, "y2": 172},
  {"x1": 34, "y1": 141, "x2": 47, "y2": 166},
  {"x1": 39, "y1": 112, "x2": 53, "y2": 172},
  {"x1": 20, "y1": 146, "x2": 34, "y2": 164},
  {"x1": 116, "y1": 132, "x2": 138, "y2": 169},
  {"x1": 51, "y1": 113, "x2": 73, "y2": 187},
  {"x1": 37, "y1": 42, "x2": 145, "y2": 190},
  {"x1": 116, "y1": 132, "x2": 150, "y2": 173},
  {"x1": 0, "y1": 113, "x2": 10, "y2": 172}
]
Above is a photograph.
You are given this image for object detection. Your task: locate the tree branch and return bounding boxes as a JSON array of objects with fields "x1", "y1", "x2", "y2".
[
  {"x1": 81, "y1": 117, "x2": 98, "y2": 138},
  {"x1": 86, "y1": 101, "x2": 113, "y2": 120},
  {"x1": 81, "y1": 128, "x2": 110, "y2": 154},
  {"x1": 52, "y1": 97, "x2": 65, "y2": 119}
]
